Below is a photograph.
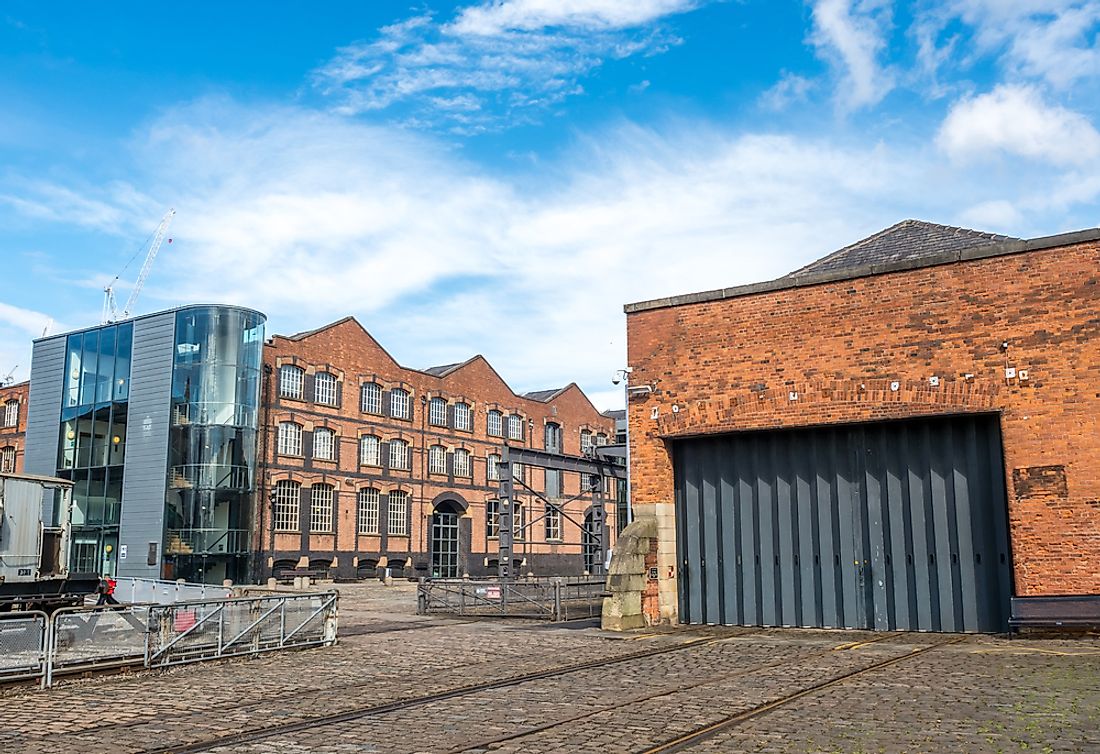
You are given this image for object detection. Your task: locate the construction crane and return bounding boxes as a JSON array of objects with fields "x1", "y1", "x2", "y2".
[{"x1": 103, "y1": 208, "x2": 175, "y2": 323}]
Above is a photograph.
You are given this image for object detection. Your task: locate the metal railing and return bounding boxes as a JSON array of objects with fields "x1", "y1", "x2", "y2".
[
  {"x1": 113, "y1": 577, "x2": 234, "y2": 604},
  {"x1": 417, "y1": 577, "x2": 606, "y2": 621},
  {"x1": 0, "y1": 611, "x2": 48, "y2": 684},
  {"x1": 164, "y1": 528, "x2": 250, "y2": 555},
  {"x1": 0, "y1": 591, "x2": 337, "y2": 688}
]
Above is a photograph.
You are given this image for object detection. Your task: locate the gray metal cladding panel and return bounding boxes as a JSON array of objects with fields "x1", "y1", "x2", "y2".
[
  {"x1": 673, "y1": 414, "x2": 1012, "y2": 633},
  {"x1": 118, "y1": 313, "x2": 175, "y2": 578},
  {"x1": 25, "y1": 337, "x2": 66, "y2": 477}
]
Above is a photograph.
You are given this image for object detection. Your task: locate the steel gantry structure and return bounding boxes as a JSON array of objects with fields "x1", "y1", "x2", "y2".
[{"x1": 495, "y1": 444, "x2": 628, "y2": 580}]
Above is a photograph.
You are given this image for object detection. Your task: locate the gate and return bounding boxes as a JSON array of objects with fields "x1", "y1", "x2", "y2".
[
  {"x1": 674, "y1": 414, "x2": 1013, "y2": 632},
  {"x1": 0, "y1": 612, "x2": 48, "y2": 684}
]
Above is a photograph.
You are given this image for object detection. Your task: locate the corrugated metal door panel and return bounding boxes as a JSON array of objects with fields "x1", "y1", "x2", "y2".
[{"x1": 673, "y1": 414, "x2": 1012, "y2": 633}]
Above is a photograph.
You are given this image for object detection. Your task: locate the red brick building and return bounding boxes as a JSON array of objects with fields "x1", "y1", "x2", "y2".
[
  {"x1": 616, "y1": 221, "x2": 1100, "y2": 632},
  {"x1": 256, "y1": 318, "x2": 619, "y2": 580},
  {"x1": 0, "y1": 380, "x2": 28, "y2": 474}
]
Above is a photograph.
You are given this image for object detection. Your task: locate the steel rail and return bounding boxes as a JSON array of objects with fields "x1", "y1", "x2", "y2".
[{"x1": 636, "y1": 635, "x2": 969, "y2": 754}]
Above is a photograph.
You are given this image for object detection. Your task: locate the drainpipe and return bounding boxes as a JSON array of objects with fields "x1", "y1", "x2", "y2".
[{"x1": 254, "y1": 362, "x2": 273, "y2": 583}]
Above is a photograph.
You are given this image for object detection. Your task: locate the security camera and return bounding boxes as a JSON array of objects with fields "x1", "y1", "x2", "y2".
[{"x1": 611, "y1": 374, "x2": 621, "y2": 385}]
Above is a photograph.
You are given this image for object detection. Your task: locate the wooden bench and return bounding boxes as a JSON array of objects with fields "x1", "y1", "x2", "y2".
[
  {"x1": 274, "y1": 567, "x2": 329, "y2": 585},
  {"x1": 1009, "y1": 596, "x2": 1100, "y2": 632}
]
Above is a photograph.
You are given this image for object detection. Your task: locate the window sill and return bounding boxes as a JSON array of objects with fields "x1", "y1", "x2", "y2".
[
  {"x1": 357, "y1": 531, "x2": 381, "y2": 537},
  {"x1": 274, "y1": 529, "x2": 300, "y2": 534},
  {"x1": 277, "y1": 453, "x2": 305, "y2": 460},
  {"x1": 387, "y1": 534, "x2": 410, "y2": 539},
  {"x1": 314, "y1": 457, "x2": 338, "y2": 464},
  {"x1": 279, "y1": 395, "x2": 305, "y2": 403},
  {"x1": 310, "y1": 530, "x2": 335, "y2": 535}
]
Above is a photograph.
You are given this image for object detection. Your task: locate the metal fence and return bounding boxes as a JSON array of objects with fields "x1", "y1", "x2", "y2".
[
  {"x1": 113, "y1": 577, "x2": 234, "y2": 605},
  {"x1": 417, "y1": 578, "x2": 606, "y2": 621},
  {"x1": 0, "y1": 611, "x2": 48, "y2": 684},
  {"x1": 0, "y1": 591, "x2": 338, "y2": 689}
]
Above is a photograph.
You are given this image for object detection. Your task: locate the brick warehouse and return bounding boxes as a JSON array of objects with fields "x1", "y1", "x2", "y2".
[
  {"x1": 0, "y1": 380, "x2": 27, "y2": 474},
  {"x1": 610, "y1": 220, "x2": 1100, "y2": 633},
  {"x1": 257, "y1": 317, "x2": 620, "y2": 580}
]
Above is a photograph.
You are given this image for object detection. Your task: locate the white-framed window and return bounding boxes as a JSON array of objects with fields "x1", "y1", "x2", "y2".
[
  {"x1": 3, "y1": 400, "x2": 19, "y2": 428},
  {"x1": 486, "y1": 499, "x2": 500, "y2": 538},
  {"x1": 507, "y1": 414, "x2": 523, "y2": 441},
  {"x1": 388, "y1": 490, "x2": 408, "y2": 536},
  {"x1": 454, "y1": 448, "x2": 471, "y2": 477},
  {"x1": 359, "y1": 435, "x2": 381, "y2": 466},
  {"x1": 357, "y1": 488, "x2": 380, "y2": 535},
  {"x1": 360, "y1": 382, "x2": 382, "y2": 414},
  {"x1": 279, "y1": 365, "x2": 304, "y2": 400},
  {"x1": 314, "y1": 372, "x2": 337, "y2": 406},
  {"x1": 580, "y1": 429, "x2": 593, "y2": 455},
  {"x1": 487, "y1": 453, "x2": 502, "y2": 482},
  {"x1": 428, "y1": 444, "x2": 446, "y2": 474},
  {"x1": 513, "y1": 504, "x2": 525, "y2": 540},
  {"x1": 277, "y1": 422, "x2": 303, "y2": 456},
  {"x1": 391, "y1": 388, "x2": 410, "y2": 419},
  {"x1": 429, "y1": 397, "x2": 447, "y2": 426},
  {"x1": 513, "y1": 462, "x2": 524, "y2": 484},
  {"x1": 487, "y1": 410, "x2": 503, "y2": 437},
  {"x1": 0, "y1": 446, "x2": 14, "y2": 473},
  {"x1": 545, "y1": 503, "x2": 562, "y2": 541},
  {"x1": 310, "y1": 483, "x2": 334, "y2": 532},
  {"x1": 273, "y1": 480, "x2": 300, "y2": 531},
  {"x1": 389, "y1": 439, "x2": 410, "y2": 470},
  {"x1": 313, "y1": 427, "x2": 336, "y2": 461},
  {"x1": 454, "y1": 402, "x2": 471, "y2": 431},
  {"x1": 596, "y1": 433, "x2": 608, "y2": 446}
]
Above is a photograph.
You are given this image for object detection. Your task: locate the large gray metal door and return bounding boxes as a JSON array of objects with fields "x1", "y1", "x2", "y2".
[{"x1": 674, "y1": 414, "x2": 1012, "y2": 632}]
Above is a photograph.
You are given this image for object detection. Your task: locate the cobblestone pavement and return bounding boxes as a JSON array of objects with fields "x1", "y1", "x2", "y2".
[{"x1": 3, "y1": 581, "x2": 1098, "y2": 754}]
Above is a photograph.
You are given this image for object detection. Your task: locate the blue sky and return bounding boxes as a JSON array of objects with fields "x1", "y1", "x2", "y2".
[{"x1": 2, "y1": 1, "x2": 1099, "y2": 407}]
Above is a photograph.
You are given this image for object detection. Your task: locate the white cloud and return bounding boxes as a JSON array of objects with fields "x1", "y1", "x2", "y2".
[
  {"x1": 448, "y1": 0, "x2": 699, "y2": 35},
  {"x1": 760, "y1": 71, "x2": 816, "y2": 111},
  {"x1": 917, "y1": 1, "x2": 1100, "y2": 90},
  {"x1": 809, "y1": 0, "x2": 896, "y2": 110},
  {"x1": 937, "y1": 84, "x2": 1100, "y2": 164},
  {"x1": 313, "y1": 1, "x2": 700, "y2": 131}
]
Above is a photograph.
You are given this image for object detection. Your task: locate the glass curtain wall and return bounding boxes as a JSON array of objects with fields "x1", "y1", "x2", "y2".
[
  {"x1": 57, "y1": 323, "x2": 133, "y2": 576},
  {"x1": 163, "y1": 307, "x2": 265, "y2": 584}
]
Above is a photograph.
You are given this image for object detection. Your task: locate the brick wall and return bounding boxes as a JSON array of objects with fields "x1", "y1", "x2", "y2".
[
  {"x1": 257, "y1": 318, "x2": 617, "y2": 578},
  {"x1": 0, "y1": 381, "x2": 28, "y2": 474},
  {"x1": 626, "y1": 239, "x2": 1100, "y2": 609}
]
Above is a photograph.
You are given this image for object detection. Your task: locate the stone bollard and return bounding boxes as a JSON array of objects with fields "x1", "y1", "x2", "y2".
[
  {"x1": 222, "y1": 579, "x2": 233, "y2": 588},
  {"x1": 293, "y1": 576, "x2": 303, "y2": 590},
  {"x1": 267, "y1": 577, "x2": 278, "y2": 589}
]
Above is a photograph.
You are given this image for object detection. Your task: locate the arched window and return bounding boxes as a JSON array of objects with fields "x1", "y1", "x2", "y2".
[
  {"x1": 277, "y1": 422, "x2": 302, "y2": 456},
  {"x1": 3, "y1": 400, "x2": 18, "y2": 428},
  {"x1": 310, "y1": 483, "x2": 334, "y2": 532},
  {"x1": 279, "y1": 365, "x2": 304, "y2": 400},
  {"x1": 273, "y1": 480, "x2": 300, "y2": 531},
  {"x1": 453, "y1": 448, "x2": 471, "y2": 477},
  {"x1": 487, "y1": 410, "x2": 503, "y2": 437},
  {"x1": 359, "y1": 435, "x2": 381, "y2": 466},
  {"x1": 454, "y1": 402, "x2": 471, "y2": 431},
  {"x1": 389, "y1": 439, "x2": 410, "y2": 470},
  {"x1": 428, "y1": 444, "x2": 446, "y2": 474},
  {"x1": 313, "y1": 427, "x2": 336, "y2": 461},
  {"x1": 544, "y1": 422, "x2": 561, "y2": 453},
  {"x1": 388, "y1": 491, "x2": 409, "y2": 536},
  {"x1": 487, "y1": 453, "x2": 502, "y2": 482},
  {"x1": 507, "y1": 414, "x2": 524, "y2": 441},
  {"x1": 390, "y1": 388, "x2": 410, "y2": 419},
  {"x1": 357, "y1": 488, "x2": 380, "y2": 535},
  {"x1": 314, "y1": 372, "x2": 337, "y2": 406},
  {"x1": 360, "y1": 382, "x2": 382, "y2": 414},
  {"x1": 429, "y1": 397, "x2": 447, "y2": 426}
]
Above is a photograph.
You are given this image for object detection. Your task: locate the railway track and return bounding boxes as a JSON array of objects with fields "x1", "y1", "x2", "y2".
[
  {"x1": 140, "y1": 631, "x2": 746, "y2": 754},
  {"x1": 636, "y1": 635, "x2": 969, "y2": 753}
]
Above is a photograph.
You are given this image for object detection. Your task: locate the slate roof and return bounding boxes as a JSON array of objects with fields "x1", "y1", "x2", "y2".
[
  {"x1": 790, "y1": 220, "x2": 1020, "y2": 277},
  {"x1": 602, "y1": 409, "x2": 626, "y2": 420},
  {"x1": 423, "y1": 363, "x2": 464, "y2": 377},
  {"x1": 524, "y1": 388, "x2": 564, "y2": 402}
]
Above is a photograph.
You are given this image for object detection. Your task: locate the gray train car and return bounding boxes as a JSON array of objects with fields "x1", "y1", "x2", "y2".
[{"x1": 0, "y1": 473, "x2": 97, "y2": 610}]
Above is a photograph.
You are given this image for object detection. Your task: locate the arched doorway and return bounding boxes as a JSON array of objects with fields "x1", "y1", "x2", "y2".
[
  {"x1": 582, "y1": 510, "x2": 600, "y2": 575},
  {"x1": 430, "y1": 500, "x2": 463, "y2": 578}
]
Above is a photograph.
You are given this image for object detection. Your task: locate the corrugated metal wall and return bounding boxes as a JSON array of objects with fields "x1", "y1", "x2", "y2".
[
  {"x1": 117, "y1": 312, "x2": 175, "y2": 578},
  {"x1": 674, "y1": 414, "x2": 1012, "y2": 632},
  {"x1": 24, "y1": 337, "x2": 65, "y2": 522}
]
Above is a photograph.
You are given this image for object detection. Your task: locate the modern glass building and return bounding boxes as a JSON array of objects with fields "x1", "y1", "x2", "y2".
[{"x1": 25, "y1": 305, "x2": 265, "y2": 583}]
